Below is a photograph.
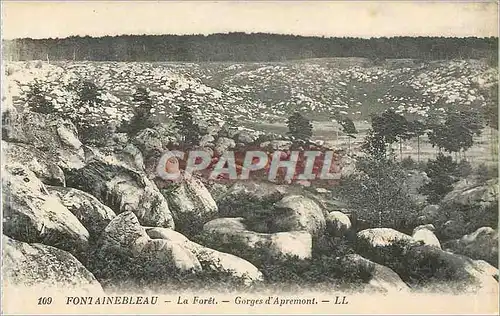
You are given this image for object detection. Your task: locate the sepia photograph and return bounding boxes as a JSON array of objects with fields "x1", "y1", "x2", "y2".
[{"x1": 1, "y1": 1, "x2": 499, "y2": 314}]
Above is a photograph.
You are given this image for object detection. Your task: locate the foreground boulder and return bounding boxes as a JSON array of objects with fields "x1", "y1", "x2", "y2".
[
  {"x1": 2, "y1": 111, "x2": 85, "y2": 171},
  {"x1": 356, "y1": 228, "x2": 498, "y2": 293},
  {"x1": 443, "y1": 227, "x2": 498, "y2": 267},
  {"x1": 92, "y1": 212, "x2": 262, "y2": 287},
  {"x1": 339, "y1": 254, "x2": 410, "y2": 294},
  {"x1": 146, "y1": 227, "x2": 263, "y2": 285},
  {"x1": 3, "y1": 236, "x2": 103, "y2": 294},
  {"x1": 2, "y1": 164, "x2": 89, "y2": 257},
  {"x1": 159, "y1": 172, "x2": 218, "y2": 237},
  {"x1": 3, "y1": 141, "x2": 65, "y2": 186},
  {"x1": 268, "y1": 195, "x2": 326, "y2": 237},
  {"x1": 47, "y1": 186, "x2": 116, "y2": 239},
  {"x1": 66, "y1": 153, "x2": 174, "y2": 228},
  {"x1": 201, "y1": 217, "x2": 312, "y2": 264},
  {"x1": 94, "y1": 212, "x2": 200, "y2": 277}
]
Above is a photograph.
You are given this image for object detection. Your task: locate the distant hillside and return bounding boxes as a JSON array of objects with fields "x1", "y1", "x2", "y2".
[{"x1": 3, "y1": 33, "x2": 498, "y2": 62}]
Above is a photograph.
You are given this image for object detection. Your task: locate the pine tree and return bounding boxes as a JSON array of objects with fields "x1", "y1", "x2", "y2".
[
  {"x1": 173, "y1": 104, "x2": 201, "y2": 147},
  {"x1": 126, "y1": 87, "x2": 155, "y2": 137},
  {"x1": 287, "y1": 112, "x2": 313, "y2": 144}
]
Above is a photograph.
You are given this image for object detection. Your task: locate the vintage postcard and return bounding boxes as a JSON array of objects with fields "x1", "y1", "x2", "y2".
[{"x1": 1, "y1": 1, "x2": 499, "y2": 315}]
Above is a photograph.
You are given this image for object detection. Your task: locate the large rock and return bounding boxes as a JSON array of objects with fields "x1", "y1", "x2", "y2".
[
  {"x1": 202, "y1": 217, "x2": 312, "y2": 263},
  {"x1": 2, "y1": 111, "x2": 85, "y2": 171},
  {"x1": 3, "y1": 235, "x2": 103, "y2": 294},
  {"x1": 356, "y1": 228, "x2": 498, "y2": 293},
  {"x1": 47, "y1": 186, "x2": 116, "y2": 239},
  {"x1": 269, "y1": 195, "x2": 326, "y2": 236},
  {"x1": 259, "y1": 140, "x2": 293, "y2": 151},
  {"x1": 146, "y1": 227, "x2": 263, "y2": 285},
  {"x1": 2, "y1": 164, "x2": 89, "y2": 257},
  {"x1": 326, "y1": 211, "x2": 352, "y2": 238},
  {"x1": 160, "y1": 172, "x2": 218, "y2": 237},
  {"x1": 412, "y1": 224, "x2": 441, "y2": 249},
  {"x1": 443, "y1": 227, "x2": 498, "y2": 266},
  {"x1": 339, "y1": 254, "x2": 410, "y2": 294},
  {"x1": 95, "y1": 212, "x2": 201, "y2": 275},
  {"x1": 3, "y1": 141, "x2": 65, "y2": 186},
  {"x1": 66, "y1": 154, "x2": 174, "y2": 228}
]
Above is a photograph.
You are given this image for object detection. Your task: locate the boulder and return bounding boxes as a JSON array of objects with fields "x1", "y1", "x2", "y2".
[
  {"x1": 96, "y1": 212, "x2": 201, "y2": 275},
  {"x1": 412, "y1": 224, "x2": 441, "y2": 249},
  {"x1": 235, "y1": 131, "x2": 257, "y2": 144},
  {"x1": 339, "y1": 254, "x2": 410, "y2": 294},
  {"x1": 1, "y1": 111, "x2": 84, "y2": 171},
  {"x1": 160, "y1": 172, "x2": 218, "y2": 237},
  {"x1": 326, "y1": 211, "x2": 352, "y2": 237},
  {"x1": 443, "y1": 227, "x2": 498, "y2": 266},
  {"x1": 3, "y1": 236, "x2": 104, "y2": 294},
  {"x1": 356, "y1": 228, "x2": 498, "y2": 293},
  {"x1": 3, "y1": 141, "x2": 65, "y2": 186},
  {"x1": 65, "y1": 154, "x2": 174, "y2": 228},
  {"x1": 202, "y1": 217, "x2": 312, "y2": 263},
  {"x1": 47, "y1": 186, "x2": 116, "y2": 239},
  {"x1": 2, "y1": 164, "x2": 89, "y2": 257},
  {"x1": 146, "y1": 227, "x2": 263, "y2": 285},
  {"x1": 269, "y1": 195, "x2": 326, "y2": 236}
]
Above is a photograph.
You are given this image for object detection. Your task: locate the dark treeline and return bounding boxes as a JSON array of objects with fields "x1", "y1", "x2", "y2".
[{"x1": 3, "y1": 32, "x2": 498, "y2": 62}]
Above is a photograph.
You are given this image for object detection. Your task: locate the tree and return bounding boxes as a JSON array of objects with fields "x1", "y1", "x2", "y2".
[
  {"x1": 126, "y1": 87, "x2": 155, "y2": 137},
  {"x1": 371, "y1": 109, "x2": 409, "y2": 160},
  {"x1": 338, "y1": 155, "x2": 417, "y2": 230},
  {"x1": 335, "y1": 115, "x2": 357, "y2": 152},
  {"x1": 25, "y1": 80, "x2": 54, "y2": 114},
  {"x1": 418, "y1": 153, "x2": 460, "y2": 203},
  {"x1": 287, "y1": 112, "x2": 313, "y2": 144},
  {"x1": 173, "y1": 104, "x2": 202, "y2": 147},
  {"x1": 407, "y1": 120, "x2": 427, "y2": 162},
  {"x1": 361, "y1": 129, "x2": 389, "y2": 159},
  {"x1": 427, "y1": 110, "x2": 483, "y2": 159}
]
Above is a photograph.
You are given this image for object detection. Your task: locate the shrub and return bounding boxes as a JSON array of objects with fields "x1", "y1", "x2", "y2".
[
  {"x1": 475, "y1": 163, "x2": 498, "y2": 181},
  {"x1": 401, "y1": 156, "x2": 416, "y2": 169},
  {"x1": 25, "y1": 81, "x2": 55, "y2": 114},
  {"x1": 76, "y1": 122, "x2": 115, "y2": 147}
]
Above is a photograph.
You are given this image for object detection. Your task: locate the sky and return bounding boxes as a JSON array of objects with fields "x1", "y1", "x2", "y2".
[{"x1": 1, "y1": 1, "x2": 498, "y2": 40}]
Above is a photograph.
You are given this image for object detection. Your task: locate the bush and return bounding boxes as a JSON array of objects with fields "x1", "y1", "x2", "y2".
[
  {"x1": 76, "y1": 122, "x2": 115, "y2": 146},
  {"x1": 475, "y1": 163, "x2": 498, "y2": 181},
  {"x1": 25, "y1": 81, "x2": 55, "y2": 114},
  {"x1": 457, "y1": 160, "x2": 472, "y2": 178}
]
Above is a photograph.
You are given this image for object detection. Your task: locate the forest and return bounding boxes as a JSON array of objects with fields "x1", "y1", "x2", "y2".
[{"x1": 3, "y1": 33, "x2": 498, "y2": 62}]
